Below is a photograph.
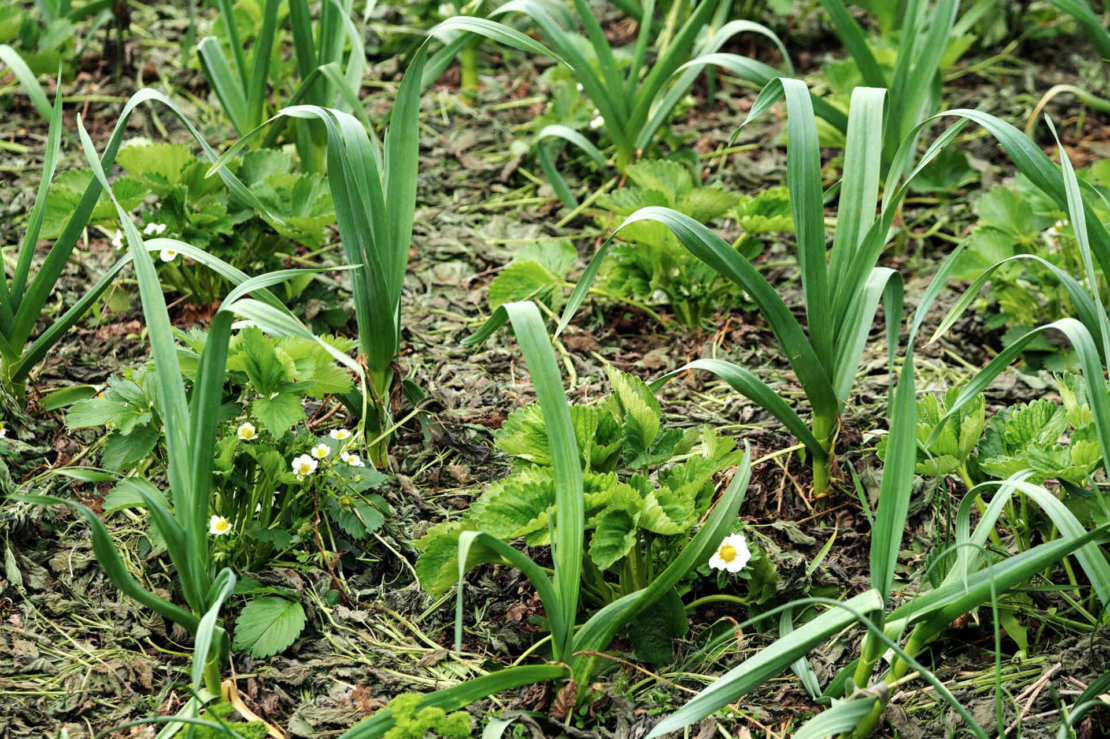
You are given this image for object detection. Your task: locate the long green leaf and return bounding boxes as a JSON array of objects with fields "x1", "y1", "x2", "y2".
[
  {"x1": 455, "y1": 532, "x2": 564, "y2": 654},
  {"x1": 827, "y1": 87, "x2": 885, "y2": 302},
  {"x1": 961, "y1": 478, "x2": 1110, "y2": 609},
  {"x1": 191, "y1": 568, "x2": 235, "y2": 694},
  {"x1": 652, "y1": 360, "x2": 827, "y2": 460},
  {"x1": 5, "y1": 76, "x2": 63, "y2": 327},
  {"x1": 10, "y1": 89, "x2": 276, "y2": 352},
  {"x1": 75, "y1": 112, "x2": 203, "y2": 608},
  {"x1": 1047, "y1": 0, "x2": 1110, "y2": 60},
  {"x1": 464, "y1": 302, "x2": 583, "y2": 663},
  {"x1": 245, "y1": 0, "x2": 280, "y2": 130},
  {"x1": 644, "y1": 590, "x2": 884, "y2": 738},
  {"x1": 794, "y1": 695, "x2": 880, "y2": 739},
  {"x1": 488, "y1": 3, "x2": 630, "y2": 155},
  {"x1": 817, "y1": 0, "x2": 886, "y2": 88},
  {"x1": 534, "y1": 124, "x2": 610, "y2": 209},
  {"x1": 556, "y1": 207, "x2": 839, "y2": 424},
  {"x1": 0, "y1": 45, "x2": 52, "y2": 120},
  {"x1": 197, "y1": 37, "x2": 249, "y2": 135}
]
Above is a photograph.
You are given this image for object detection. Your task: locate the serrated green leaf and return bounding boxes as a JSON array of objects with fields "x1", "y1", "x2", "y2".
[
  {"x1": 233, "y1": 597, "x2": 307, "y2": 658},
  {"x1": 238, "y1": 326, "x2": 295, "y2": 396},
  {"x1": 116, "y1": 142, "x2": 195, "y2": 195},
  {"x1": 625, "y1": 160, "x2": 693, "y2": 200},
  {"x1": 607, "y1": 367, "x2": 661, "y2": 452},
  {"x1": 471, "y1": 466, "x2": 557, "y2": 545},
  {"x1": 679, "y1": 187, "x2": 742, "y2": 223},
  {"x1": 251, "y1": 393, "x2": 304, "y2": 437},
  {"x1": 102, "y1": 426, "x2": 160, "y2": 471},
  {"x1": 629, "y1": 588, "x2": 686, "y2": 665},
  {"x1": 414, "y1": 520, "x2": 503, "y2": 596},
  {"x1": 589, "y1": 507, "x2": 638, "y2": 570},
  {"x1": 488, "y1": 261, "x2": 565, "y2": 312}
]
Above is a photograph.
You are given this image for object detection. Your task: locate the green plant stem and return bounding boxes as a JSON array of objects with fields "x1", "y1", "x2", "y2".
[
  {"x1": 811, "y1": 412, "x2": 835, "y2": 496},
  {"x1": 849, "y1": 627, "x2": 932, "y2": 738},
  {"x1": 460, "y1": 39, "x2": 480, "y2": 103},
  {"x1": 202, "y1": 656, "x2": 222, "y2": 698}
]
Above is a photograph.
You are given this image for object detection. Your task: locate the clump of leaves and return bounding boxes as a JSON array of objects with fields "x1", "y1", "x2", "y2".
[
  {"x1": 495, "y1": 365, "x2": 710, "y2": 472},
  {"x1": 488, "y1": 239, "x2": 578, "y2": 313},
  {"x1": 383, "y1": 693, "x2": 472, "y2": 739},
  {"x1": 0, "y1": 3, "x2": 78, "y2": 79},
  {"x1": 949, "y1": 170, "x2": 1110, "y2": 370},
  {"x1": 65, "y1": 372, "x2": 160, "y2": 471},
  {"x1": 596, "y1": 160, "x2": 747, "y2": 327},
  {"x1": 486, "y1": 165, "x2": 794, "y2": 329},
  {"x1": 51, "y1": 142, "x2": 337, "y2": 304},
  {"x1": 878, "y1": 385, "x2": 985, "y2": 484},
  {"x1": 415, "y1": 367, "x2": 741, "y2": 663},
  {"x1": 978, "y1": 373, "x2": 1101, "y2": 485},
  {"x1": 64, "y1": 325, "x2": 387, "y2": 581},
  {"x1": 216, "y1": 326, "x2": 356, "y2": 436}
]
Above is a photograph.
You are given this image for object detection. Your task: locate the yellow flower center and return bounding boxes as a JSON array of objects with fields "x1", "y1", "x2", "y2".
[
  {"x1": 718, "y1": 544, "x2": 737, "y2": 563},
  {"x1": 214, "y1": 519, "x2": 229, "y2": 532},
  {"x1": 241, "y1": 428, "x2": 254, "y2": 439},
  {"x1": 299, "y1": 463, "x2": 312, "y2": 474}
]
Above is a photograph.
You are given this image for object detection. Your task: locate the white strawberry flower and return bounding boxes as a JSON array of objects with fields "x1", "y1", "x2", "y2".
[
  {"x1": 341, "y1": 451, "x2": 365, "y2": 467},
  {"x1": 311, "y1": 443, "x2": 330, "y2": 459},
  {"x1": 112, "y1": 230, "x2": 124, "y2": 249},
  {"x1": 589, "y1": 109, "x2": 604, "y2": 130},
  {"x1": 159, "y1": 249, "x2": 178, "y2": 263},
  {"x1": 708, "y1": 533, "x2": 751, "y2": 573},
  {"x1": 292, "y1": 454, "x2": 318, "y2": 478},
  {"x1": 143, "y1": 222, "x2": 167, "y2": 236},
  {"x1": 329, "y1": 428, "x2": 351, "y2": 441},
  {"x1": 209, "y1": 516, "x2": 232, "y2": 536},
  {"x1": 237, "y1": 422, "x2": 257, "y2": 441}
]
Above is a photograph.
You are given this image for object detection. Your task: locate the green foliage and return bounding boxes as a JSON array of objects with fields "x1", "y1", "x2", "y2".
[
  {"x1": 197, "y1": 0, "x2": 369, "y2": 173},
  {"x1": 233, "y1": 597, "x2": 308, "y2": 658},
  {"x1": 416, "y1": 365, "x2": 740, "y2": 613},
  {"x1": 818, "y1": 0, "x2": 965, "y2": 166},
  {"x1": 493, "y1": 366, "x2": 718, "y2": 473},
  {"x1": 444, "y1": 1, "x2": 838, "y2": 207},
  {"x1": 877, "y1": 386, "x2": 985, "y2": 477},
  {"x1": 223, "y1": 326, "x2": 354, "y2": 435},
  {"x1": 40, "y1": 168, "x2": 147, "y2": 238},
  {"x1": 949, "y1": 167, "x2": 1110, "y2": 369},
  {"x1": 978, "y1": 375, "x2": 1101, "y2": 484},
  {"x1": 1, "y1": 6, "x2": 74, "y2": 76},
  {"x1": 382, "y1": 693, "x2": 472, "y2": 739},
  {"x1": 62, "y1": 321, "x2": 383, "y2": 581},
  {"x1": 487, "y1": 239, "x2": 577, "y2": 313},
  {"x1": 111, "y1": 143, "x2": 335, "y2": 304},
  {"x1": 596, "y1": 160, "x2": 758, "y2": 327},
  {"x1": 559, "y1": 81, "x2": 906, "y2": 495},
  {"x1": 66, "y1": 372, "x2": 159, "y2": 471}
]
